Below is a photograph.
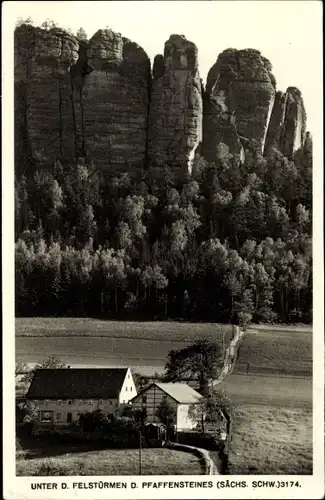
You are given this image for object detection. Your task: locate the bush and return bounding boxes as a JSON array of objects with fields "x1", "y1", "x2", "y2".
[
  {"x1": 177, "y1": 431, "x2": 219, "y2": 450},
  {"x1": 31, "y1": 460, "x2": 86, "y2": 476}
]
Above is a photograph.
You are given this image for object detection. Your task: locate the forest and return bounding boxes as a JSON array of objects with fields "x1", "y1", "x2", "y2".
[{"x1": 15, "y1": 142, "x2": 312, "y2": 324}]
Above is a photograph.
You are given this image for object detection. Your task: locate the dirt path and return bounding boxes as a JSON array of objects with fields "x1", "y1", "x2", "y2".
[
  {"x1": 165, "y1": 442, "x2": 219, "y2": 475},
  {"x1": 211, "y1": 326, "x2": 245, "y2": 387}
]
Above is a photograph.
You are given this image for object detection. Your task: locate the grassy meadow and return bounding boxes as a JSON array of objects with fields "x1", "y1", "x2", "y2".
[
  {"x1": 15, "y1": 317, "x2": 233, "y2": 341},
  {"x1": 16, "y1": 447, "x2": 203, "y2": 476},
  {"x1": 228, "y1": 404, "x2": 313, "y2": 474},
  {"x1": 15, "y1": 318, "x2": 233, "y2": 373},
  {"x1": 235, "y1": 326, "x2": 312, "y2": 377},
  {"x1": 220, "y1": 373, "x2": 312, "y2": 408}
]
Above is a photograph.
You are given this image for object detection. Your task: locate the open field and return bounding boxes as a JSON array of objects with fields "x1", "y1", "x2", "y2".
[
  {"x1": 16, "y1": 447, "x2": 203, "y2": 476},
  {"x1": 15, "y1": 318, "x2": 313, "y2": 377},
  {"x1": 16, "y1": 317, "x2": 233, "y2": 341},
  {"x1": 219, "y1": 373, "x2": 312, "y2": 408},
  {"x1": 228, "y1": 404, "x2": 313, "y2": 474},
  {"x1": 15, "y1": 318, "x2": 233, "y2": 374},
  {"x1": 235, "y1": 326, "x2": 312, "y2": 377}
]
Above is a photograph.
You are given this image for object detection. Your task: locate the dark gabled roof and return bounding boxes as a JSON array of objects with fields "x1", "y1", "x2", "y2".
[{"x1": 26, "y1": 368, "x2": 128, "y2": 400}]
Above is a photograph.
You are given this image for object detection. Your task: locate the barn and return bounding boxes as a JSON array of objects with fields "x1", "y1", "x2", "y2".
[
  {"x1": 26, "y1": 367, "x2": 137, "y2": 425},
  {"x1": 130, "y1": 382, "x2": 203, "y2": 431}
]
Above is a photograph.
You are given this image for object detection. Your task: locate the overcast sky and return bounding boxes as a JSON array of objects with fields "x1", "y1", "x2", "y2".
[{"x1": 4, "y1": 1, "x2": 323, "y2": 133}]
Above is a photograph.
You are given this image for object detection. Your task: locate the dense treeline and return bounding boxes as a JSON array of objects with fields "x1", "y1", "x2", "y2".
[{"x1": 15, "y1": 143, "x2": 312, "y2": 324}]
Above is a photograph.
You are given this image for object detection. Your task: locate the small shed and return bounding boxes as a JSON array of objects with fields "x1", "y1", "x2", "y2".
[{"x1": 143, "y1": 422, "x2": 167, "y2": 447}]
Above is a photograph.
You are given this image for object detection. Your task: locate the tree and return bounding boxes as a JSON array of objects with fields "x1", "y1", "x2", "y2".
[
  {"x1": 15, "y1": 16, "x2": 33, "y2": 27},
  {"x1": 22, "y1": 356, "x2": 67, "y2": 384},
  {"x1": 163, "y1": 339, "x2": 224, "y2": 396},
  {"x1": 76, "y1": 27, "x2": 88, "y2": 40},
  {"x1": 188, "y1": 389, "x2": 233, "y2": 434},
  {"x1": 133, "y1": 408, "x2": 147, "y2": 428},
  {"x1": 188, "y1": 397, "x2": 207, "y2": 434},
  {"x1": 78, "y1": 409, "x2": 109, "y2": 432},
  {"x1": 16, "y1": 400, "x2": 38, "y2": 424},
  {"x1": 41, "y1": 19, "x2": 57, "y2": 30},
  {"x1": 15, "y1": 360, "x2": 29, "y2": 375},
  {"x1": 156, "y1": 397, "x2": 176, "y2": 429}
]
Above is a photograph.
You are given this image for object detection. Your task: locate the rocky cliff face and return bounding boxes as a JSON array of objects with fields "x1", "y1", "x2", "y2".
[
  {"x1": 15, "y1": 25, "x2": 150, "y2": 172},
  {"x1": 14, "y1": 25, "x2": 309, "y2": 174},
  {"x1": 77, "y1": 30, "x2": 150, "y2": 171},
  {"x1": 147, "y1": 35, "x2": 203, "y2": 173},
  {"x1": 15, "y1": 25, "x2": 79, "y2": 170},
  {"x1": 265, "y1": 87, "x2": 306, "y2": 158},
  {"x1": 202, "y1": 48, "x2": 276, "y2": 162}
]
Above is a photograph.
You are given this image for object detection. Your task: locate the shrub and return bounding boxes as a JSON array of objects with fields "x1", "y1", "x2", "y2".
[{"x1": 31, "y1": 460, "x2": 86, "y2": 476}]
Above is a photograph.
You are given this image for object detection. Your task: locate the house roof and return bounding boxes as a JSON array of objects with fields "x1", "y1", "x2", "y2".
[
  {"x1": 131, "y1": 382, "x2": 203, "y2": 404},
  {"x1": 26, "y1": 368, "x2": 129, "y2": 400}
]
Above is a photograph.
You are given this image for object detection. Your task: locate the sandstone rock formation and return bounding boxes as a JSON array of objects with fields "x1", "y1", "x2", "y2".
[
  {"x1": 15, "y1": 25, "x2": 150, "y2": 172},
  {"x1": 264, "y1": 87, "x2": 306, "y2": 158},
  {"x1": 147, "y1": 35, "x2": 203, "y2": 173},
  {"x1": 77, "y1": 29, "x2": 150, "y2": 172},
  {"x1": 15, "y1": 24, "x2": 79, "y2": 170},
  {"x1": 303, "y1": 131, "x2": 312, "y2": 154},
  {"x1": 15, "y1": 25, "x2": 309, "y2": 175},
  {"x1": 202, "y1": 48, "x2": 276, "y2": 163}
]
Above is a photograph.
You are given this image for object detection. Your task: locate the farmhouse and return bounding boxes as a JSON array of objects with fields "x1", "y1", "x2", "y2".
[
  {"x1": 26, "y1": 367, "x2": 137, "y2": 425},
  {"x1": 130, "y1": 382, "x2": 203, "y2": 431}
]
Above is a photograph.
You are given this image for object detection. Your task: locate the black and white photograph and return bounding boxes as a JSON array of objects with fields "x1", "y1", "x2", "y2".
[{"x1": 2, "y1": 0, "x2": 324, "y2": 498}]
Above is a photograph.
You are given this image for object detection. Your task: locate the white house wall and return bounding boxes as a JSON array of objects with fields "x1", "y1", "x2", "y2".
[
  {"x1": 119, "y1": 368, "x2": 137, "y2": 413},
  {"x1": 176, "y1": 403, "x2": 198, "y2": 431},
  {"x1": 30, "y1": 398, "x2": 119, "y2": 425}
]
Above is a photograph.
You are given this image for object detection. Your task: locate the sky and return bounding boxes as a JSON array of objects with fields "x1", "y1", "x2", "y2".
[{"x1": 3, "y1": 1, "x2": 323, "y2": 133}]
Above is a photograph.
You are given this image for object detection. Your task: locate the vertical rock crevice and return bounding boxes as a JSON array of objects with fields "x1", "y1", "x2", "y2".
[{"x1": 70, "y1": 40, "x2": 93, "y2": 158}]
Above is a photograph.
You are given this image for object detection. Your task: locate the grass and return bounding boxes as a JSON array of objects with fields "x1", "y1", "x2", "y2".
[
  {"x1": 16, "y1": 448, "x2": 203, "y2": 476},
  {"x1": 221, "y1": 374, "x2": 312, "y2": 408},
  {"x1": 15, "y1": 317, "x2": 233, "y2": 374},
  {"x1": 235, "y1": 327, "x2": 312, "y2": 376},
  {"x1": 15, "y1": 317, "x2": 233, "y2": 341},
  {"x1": 228, "y1": 404, "x2": 313, "y2": 474}
]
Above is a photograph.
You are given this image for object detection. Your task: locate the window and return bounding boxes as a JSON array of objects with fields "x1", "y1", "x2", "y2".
[
  {"x1": 125, "y1": 387, "x2": 128, "y2": 391},
  {"x1": 99, "y1": 400, "x2": 103, "y2": 405},
  {"x1": 57, "y1": 400, "x2": 62, "y2": 405},
  {"x1": 41, "y1": 411, "x2": 53, "y2": 422},
  {"x1": 56, "y1": 412, "x2": 62, "y2": 421},
  {"x1": 123, "y1": 400, "x2": 125, "y2": 404},
  {"x1": 130, "y1": 387, "x2": 133, "y2": 392},
  {"x1": 68, "y1": 400, "x2": 72, "y2": 405},
  {"x1": 44, "y1": 400, "x2": 49, "y2": 406},
  {"x1": 109, "y1": 400, "x2": 112, "y2": 406},
  {"x1": 142, "y1": 395, "x2": 147, "y2": 403},
  {"x1": 88, "y1": 400, "x2": 92, "y2": 405},
  {"x1": 67, "y1": 412, "x2": 72, "y2": 424},
  {"x1": 128, "y1": 374, "x2": 130, "y2": 379}
]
